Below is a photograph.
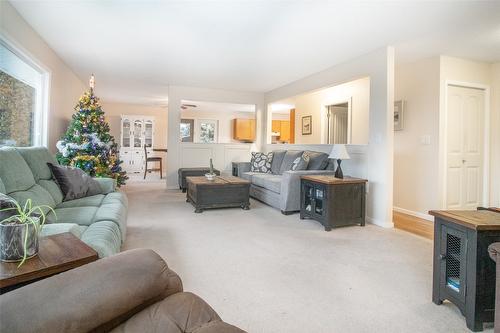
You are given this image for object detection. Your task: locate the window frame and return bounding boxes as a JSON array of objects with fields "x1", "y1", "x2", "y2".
[{"x1": 0, "y1": 34, "x2": 50, "y2": 147}]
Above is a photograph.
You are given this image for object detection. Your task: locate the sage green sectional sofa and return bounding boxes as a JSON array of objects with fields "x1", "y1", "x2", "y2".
[{"x1": 0, "y1": 147, "x2": 127, "y2": 258}]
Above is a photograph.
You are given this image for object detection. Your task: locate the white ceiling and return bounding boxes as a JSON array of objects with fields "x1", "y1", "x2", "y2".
[
  {"x1": 181, "y1": 100, "x2": 255, "y2": 113},
  {"x1": 10, "y1": 1, "x2": 500, "y2": 105}
]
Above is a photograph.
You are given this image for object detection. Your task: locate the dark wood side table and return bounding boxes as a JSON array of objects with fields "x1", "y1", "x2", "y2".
[
  {"x1": 300, "y1": 175, "x2": 367, "y2": 231},
  {"x1": 186, "y1": 176, "x2": 250, "y2": 213},
  {"x1": 0, "y1": 232, "x2": 98, "y2": 293},
  {"x1": 430, "y1": 210, "x2": 500, "y2": 331}
]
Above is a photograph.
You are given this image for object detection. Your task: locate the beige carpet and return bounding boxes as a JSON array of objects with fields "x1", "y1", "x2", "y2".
[{"x1": 122, "y1": 177, "x2": 492, "y2": 333}]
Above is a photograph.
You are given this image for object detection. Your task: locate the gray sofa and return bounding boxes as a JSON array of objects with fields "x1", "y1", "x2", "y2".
[{"x1": 235, "y1": 150, "x2": 335, "y2": 214}]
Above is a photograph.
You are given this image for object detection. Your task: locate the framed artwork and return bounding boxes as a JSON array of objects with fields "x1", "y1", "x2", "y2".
[
  {"x1": 180, "y1": 119, "x2": 194, "y2": 142},
  {"x1": 394, "y1": 100, "x2": 405, "y2": 131},
  {"x1": 302, "y1": 116, "x2": 312, "y2": 135}
]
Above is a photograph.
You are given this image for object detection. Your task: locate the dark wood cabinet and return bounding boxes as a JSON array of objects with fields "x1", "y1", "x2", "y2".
[
  {"x1": 430, "y1": 210, "x2": 500, "y2": 331},
  {"x1": 300, "y1": 175, "x2": 367, "y2": 231}
]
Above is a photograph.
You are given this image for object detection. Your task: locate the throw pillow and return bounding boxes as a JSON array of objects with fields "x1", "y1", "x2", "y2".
[
  {"x1": 291, "y1": 153, "x2": 310, "y2": 171},
  {"x1": 250, "y1": 152, "x2": 273, "y2": 173},
  {"x1": 47, "y1": 163, "x2": 102, "y2": 201}
]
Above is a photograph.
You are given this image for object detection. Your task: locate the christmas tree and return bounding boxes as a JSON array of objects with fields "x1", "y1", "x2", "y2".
[{"x1": 56, "y1": 75, "x2": 128, "y2": 186}]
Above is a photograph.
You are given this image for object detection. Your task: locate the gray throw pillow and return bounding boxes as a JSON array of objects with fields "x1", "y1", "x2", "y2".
[
  {"x1": 305, "y1": 151, "x2": 329, "y2": 170},
  {"x1": 47, "y1": 163, "x2": 102, "y2": 201},
  {"x1": 291, "y1": 153, "x2": 310, "y2": 171},
  {"x1": 250, "y1": 152, "x2": 273, "y2": 173},
  {"x1": 270, "y1": 150, "x2": 286, "y2": 174},
  {"x1": 279, "y1": 150, "x2": 304, "y2": 174}
]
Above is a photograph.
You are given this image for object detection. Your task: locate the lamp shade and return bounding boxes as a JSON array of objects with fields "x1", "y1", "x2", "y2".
[{"x1": 328, "y1": 144, "x2": 350, "y2": 160}]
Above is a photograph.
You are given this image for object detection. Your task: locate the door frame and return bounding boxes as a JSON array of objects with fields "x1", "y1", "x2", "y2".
[{"x1": 440, "y1": 80, "x2": 490, "y2": 209}]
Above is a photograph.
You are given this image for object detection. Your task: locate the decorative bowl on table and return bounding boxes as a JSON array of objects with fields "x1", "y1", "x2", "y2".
[{"x1": 205, "y1": 173, "x2": 217, "y2": 181}]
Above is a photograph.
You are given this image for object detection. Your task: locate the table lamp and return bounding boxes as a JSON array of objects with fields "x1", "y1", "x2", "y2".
[{"x1": 328, "y1": 144, "x2": 350, "y2": 179}]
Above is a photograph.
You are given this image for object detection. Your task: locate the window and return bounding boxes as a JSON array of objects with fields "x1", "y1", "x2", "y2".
[
  {"x1": 0, "y1": 40, "x2": 47, "y2": 147},
  {"x1": 198, "y1": 119, "x2": 218, "y2": 143}
]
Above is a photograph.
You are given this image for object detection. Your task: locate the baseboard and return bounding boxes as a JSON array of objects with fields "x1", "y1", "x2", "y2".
[
  {"x1": 393, "y1": 206, "x2": 433, "y2": 222},
  {"x1": 367, "y1": 216, "x2": 394, "y2": 228}
]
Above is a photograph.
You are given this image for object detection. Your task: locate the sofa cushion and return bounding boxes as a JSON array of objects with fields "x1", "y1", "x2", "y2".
[
  {"x1": 270, "y1": 150, "x2": 286, "y2": 174},
  {"x1": 38, "y1": 179, "x2": 64, "y2": 205},
  {"x1": 48, "y1": 206, "x2": 98, "y2": 225},
  {"x1": 40, "y1": 223, "x2": 84, "y2": 238},
  {"x1": 56, "y1": 194, "x2": 106, "y2": 208},
  {"x1": 102, "y1": 192, "x2": 128, "y2": 207},
  {"x1": 0, "y1": 177, "x2": 5, "y2": 194},
  {"x1": 9, "y1": 184, "x2": 56, "y2": 213},
  {"x1": 0, "y1": 147, "x2": 36, "y2": 193},
  {"x1": 250, "y1": 152, "x2": 273, "y2": 173},
  {"x1": 305, "y1": 151, "x2": 329, "y2": 170},
  {"x1": 16, "y1": 147, "x2": 58, "y2": 181},
  {"x1": 252, "y1": 174, "x2": 282, "y2": 194},
  {"x1": 278, "y1": 150, "x2": 304, "y2": 174}
]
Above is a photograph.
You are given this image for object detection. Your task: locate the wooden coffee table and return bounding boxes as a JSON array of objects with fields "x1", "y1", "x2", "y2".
[
  {"x1": 186, "y1": 175, "x2": 250, "y2": 213},
  {"x1": 0, "y1": 232, "x2": 98, "y2": 293}
]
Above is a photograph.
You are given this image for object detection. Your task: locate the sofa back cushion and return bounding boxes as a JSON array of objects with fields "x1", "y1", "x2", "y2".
[
  {"x1": 305, "y1": 151, "x2": 329, "y2": 170},
  {"x1": 17, "y1": 147, "x2": 64, "y2": 205},
  {"x1": 279, "y1": 150, "x2": 304, "y2": 174},
  {"x1": 0, "y1": 147, "x2": 36, "y2": 194},
  {"x1": 270, "y1": 150, "x2": 286, "y2": 174}
]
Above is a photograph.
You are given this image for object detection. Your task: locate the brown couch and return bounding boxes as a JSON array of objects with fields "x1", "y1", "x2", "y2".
[{"x1": 0, "y1": 249, "x2": 245, "y2": 333}]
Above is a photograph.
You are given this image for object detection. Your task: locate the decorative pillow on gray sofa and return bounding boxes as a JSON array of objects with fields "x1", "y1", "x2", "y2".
[
  {"x1": 291, "y1": 153, "x2": 310, "y2": 171},
  {"x1": 47, "y1": 163, "x2": 102, "y2": 201},
  {"x1": 305, "y1": 151, "x2": 330, "y2": 170},
  {"x1": 250, "y1": 152, "x2": 273, "y2": 173},
  {"x1": 279, "y1": 150, "x2": 304, "y2": 174},
  {"x1": 270, "y1": 150, "x2": 286, "y2": 174}
]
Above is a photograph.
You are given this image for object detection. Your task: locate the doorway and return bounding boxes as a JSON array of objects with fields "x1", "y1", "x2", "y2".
[{"x1": 445, "y1": 84, "x2": 488, "y2": 210}]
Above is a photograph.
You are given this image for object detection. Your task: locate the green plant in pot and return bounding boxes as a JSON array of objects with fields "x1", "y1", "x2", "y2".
[{"x1": 0, "y1": 196, "x2": 55, "y2": 267}]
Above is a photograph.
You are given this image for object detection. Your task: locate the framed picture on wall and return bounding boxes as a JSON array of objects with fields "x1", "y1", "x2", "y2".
[
  {"x1": 302, "y1": 116, "x2": 312, "y2": 135},
  {"x1": 394, "y1": 100, "x2": 405, "y2": 131}
]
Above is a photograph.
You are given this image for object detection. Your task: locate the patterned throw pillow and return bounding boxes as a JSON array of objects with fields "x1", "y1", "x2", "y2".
[
  {"x1": 250, "y1": 152, "x2": 273, "y2": 173},
  {"x1": 291, "y1": 153, "x2": 310, "y2": 171}
]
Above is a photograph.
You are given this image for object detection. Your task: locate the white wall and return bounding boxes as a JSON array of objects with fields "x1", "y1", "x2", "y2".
[
  {"x1": 283, "y1": 77, "x2": 370, "y2": 145},
  {"x1": 100, "y1": 101, "x2": 168, "y2": 171},
  {"x1": 264, "y1": 47, "x2": 395, "y2": 227},
  {"x1": 394, "y1": 57, "x2": 440, "y2": 218},
  {"x1": 167, "y1": 86, "x2": 265, "y2": 188},
  {"x1": 394, "y1": 56, "x2": 500, "y2": 218},
  {"x1": 0, "y1": 1, "x2": 86, "y2": 152},
  {"x1": 181, "y1": 109, "x2": 255, "y2": 143}
]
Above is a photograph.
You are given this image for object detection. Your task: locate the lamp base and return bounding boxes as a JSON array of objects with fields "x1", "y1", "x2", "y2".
[{"x1": 334, "y1": 159, "x2": 343, "y2": 179}]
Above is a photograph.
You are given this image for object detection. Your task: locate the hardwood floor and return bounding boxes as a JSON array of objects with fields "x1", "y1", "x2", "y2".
[{"x1": 393, "y1": 210, "x2": 434, "y2": 240}]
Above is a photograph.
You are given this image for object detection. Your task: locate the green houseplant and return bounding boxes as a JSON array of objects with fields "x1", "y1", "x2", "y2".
[
  {"x1": 205, "y1": 158, "x2": 217, "y2": 181},
  {"x1": 0, "y1": 197, "x2": 55, "y2": 267}
]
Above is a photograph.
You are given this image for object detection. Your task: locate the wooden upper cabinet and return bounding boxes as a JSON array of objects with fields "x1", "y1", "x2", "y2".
[
  {"x1": 280, "y1": 121, "x2": 290, "y2": 141},
  {"x1": 233, "y1": 118, "x2": 255, "y2": 142},
  {"x1": 272, "y1": 120, "x2": 281, "y2": 133}
]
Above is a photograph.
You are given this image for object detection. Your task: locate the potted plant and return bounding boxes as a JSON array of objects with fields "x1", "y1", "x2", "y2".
[
  {"x1": 0, "y1": 197, "x2": 55, "y2": 267},
  {"x1": 205, "y1": 158, "x2": 217, "y2": 181}
]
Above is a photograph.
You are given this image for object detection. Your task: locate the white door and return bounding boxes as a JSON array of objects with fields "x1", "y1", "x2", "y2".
[{"x1": 446, "y1": 85, "x2": 485, "y2": 210}]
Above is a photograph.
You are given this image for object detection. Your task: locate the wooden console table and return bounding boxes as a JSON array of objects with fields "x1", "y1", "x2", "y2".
[
  {"x1": 0, "y1": 232, "x2": 98, "y2": 293},
  {"x1": 300, "y1": 175, "x2": 367, "y2": 231},
  {"x1": 430, "y1": 209, "x2": 500, "y2": 331}
]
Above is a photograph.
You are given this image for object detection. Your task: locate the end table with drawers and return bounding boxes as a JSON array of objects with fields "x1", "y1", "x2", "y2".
[{"x1": 300, "y1": 175, "x2": 367, "y2": 231}]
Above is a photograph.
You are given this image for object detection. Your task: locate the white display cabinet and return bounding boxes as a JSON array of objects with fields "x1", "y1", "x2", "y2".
[{"x1": 119, "y1": 115, "x2": 154, "y2": 173}]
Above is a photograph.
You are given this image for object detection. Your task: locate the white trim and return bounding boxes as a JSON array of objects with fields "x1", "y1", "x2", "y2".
[
  {"x1": 366, "y1": 216, "x2": 394, "y2": 228},
  {"x1": 393, "y1": 206, "x2": 433, "y2": 222},
  {"x1": 0, "y1": 31, "x2": 51, "y2": 148},
  {"x1": 441, "y1": 80, "x2": 490, "y2": 208}
]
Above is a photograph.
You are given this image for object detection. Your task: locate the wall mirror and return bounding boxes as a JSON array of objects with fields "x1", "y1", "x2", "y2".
[
  {"x1": 267, "y1": 77, "x2": 370, "y2": 145},
  {"x1": 180, "y1": 100, "x2": 256, "y2": 144}
]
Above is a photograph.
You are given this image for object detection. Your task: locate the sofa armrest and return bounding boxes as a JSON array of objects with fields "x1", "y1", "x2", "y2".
[
  {"x1": 280, "y1": 170, "x2": 336, "y2": 212},
  {"x1": 0, "y1": 249, "x2": 183, "y2": 333},
  {"x1": 234, "y1": 162, "x2": 251, "y2": 177},
  {"x1": 94, "y1": 177, "x2": 116, "y2": 194}
]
